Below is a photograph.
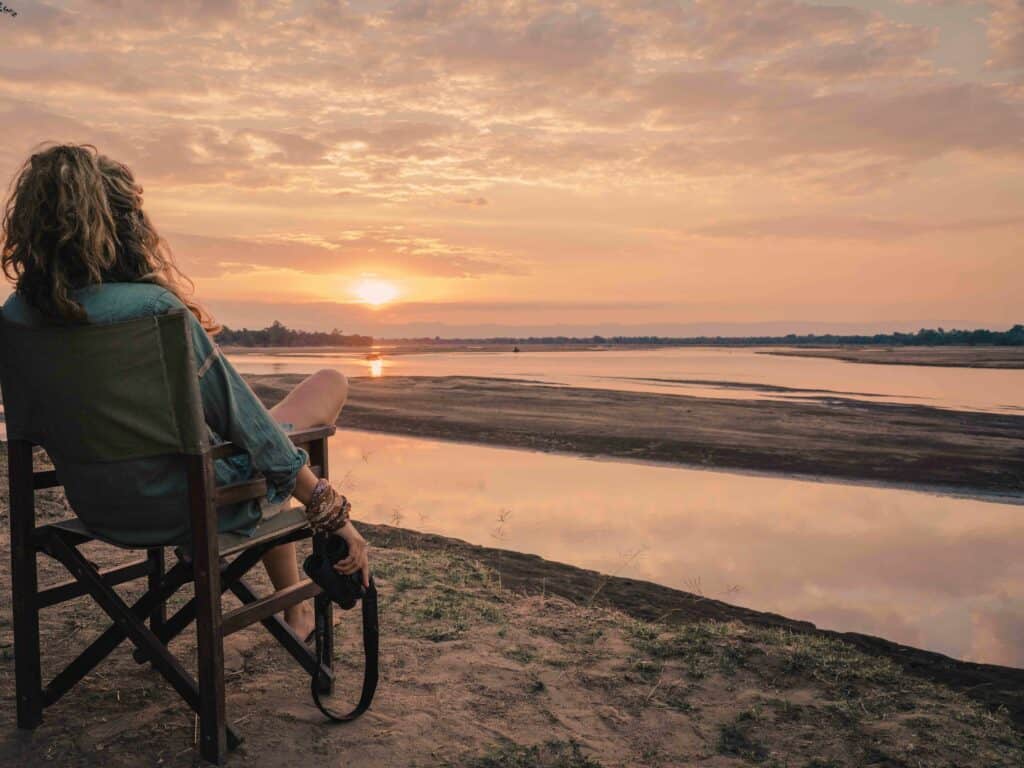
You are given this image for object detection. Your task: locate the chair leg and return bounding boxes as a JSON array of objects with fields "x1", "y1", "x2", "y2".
[
  {"x1": 135, "y1": 542, "x2": 269, "y2": 665},
  {"x1": 9, "y1": 440, "x2": 43, "y2": 729},
  {"x1": 147, "y1": 548, "x2": 166, "y2": 637},
  {"x1": 313, "y1": 532, "x2": 335, "y2": 695},
  {"x1": 310, "y1": 439, "x2": 335, "y2": 695},
  {"x1": 228, "y1": 577, "x2": 333, "y2": 682},
  {"x1": 194, "y1": 565, "x2": 227, "y2": 765},
  {"x1": 44, "y1": 531, "x2": 240, "y2": 755},
  {"x1": 188, "y1": 454, "x2": 229, "y2": 765},
  {"x1": 43, "y1": 560, "x2": 192, "y2": 708}
]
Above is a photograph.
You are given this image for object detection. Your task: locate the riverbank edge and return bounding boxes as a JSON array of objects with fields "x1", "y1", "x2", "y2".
[
  {"x1": 763, "y1": 347, "x2": 1024, "y2": 369},
  {"x1": 362, "y1": 521, "x2": 1024, "y2": 729},
  {"x1": 247, "y1": 373, "x2": 1024, "y2": 496}
]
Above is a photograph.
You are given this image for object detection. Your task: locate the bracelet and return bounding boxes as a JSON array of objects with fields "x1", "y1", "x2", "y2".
[
  {"x1": 306, "y1": 478, "x2": 332, "y2": 523},
  {"x1": 319, "y1": 496, "x2": 351, "y2": 532},
  {"x1": 304, "y1": 478, "x2": 351, "y2": 533},
  {"x1": 309, "y1": 477, "x2": 331, "y2": 511}
]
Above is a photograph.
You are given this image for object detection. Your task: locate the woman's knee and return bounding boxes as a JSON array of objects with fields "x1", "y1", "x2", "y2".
[
  {"x1": 315, "y1": 368, "x2": 348, "y2": 399},
  {"x1": 313, "y1": 368, "x2": 348, "y2": 419}
]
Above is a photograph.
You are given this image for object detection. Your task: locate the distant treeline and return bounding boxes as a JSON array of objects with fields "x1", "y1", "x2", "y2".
[
  {"x1": 217, "y1": 321, "x2": 373, "y2": 347},
  {"x1": 217, "y1": 322, "x2": 1024, "y2": 348},
  {"x1": 397, "y1": 325, "x2": 1024, "y2": 347}
]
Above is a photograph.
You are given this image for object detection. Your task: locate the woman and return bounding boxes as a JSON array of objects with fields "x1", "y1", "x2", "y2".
[{"x1": 1, "y1": 142, "x2": 369, "y2": 642}]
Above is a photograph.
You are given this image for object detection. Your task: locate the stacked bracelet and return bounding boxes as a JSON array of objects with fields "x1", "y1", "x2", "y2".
[{"x1": 304, "y1": 478, "x2": 351, "y2": 533}]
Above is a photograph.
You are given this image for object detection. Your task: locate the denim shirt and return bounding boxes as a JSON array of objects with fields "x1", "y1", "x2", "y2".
[{"x1": 1, "y1": 282, "x2": 308, "y2": 544}]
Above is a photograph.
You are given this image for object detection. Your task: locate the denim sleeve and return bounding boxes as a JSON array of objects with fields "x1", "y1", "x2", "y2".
[{"x1": 149, "y1": 290, "x2": 308, "y2": 504}]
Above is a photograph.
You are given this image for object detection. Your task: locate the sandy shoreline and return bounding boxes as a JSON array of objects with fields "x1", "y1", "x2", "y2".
[
  {"x1": 247, "y1": 374, "x2": 1024, "y2": 496},
  {"x1": 764, "y1": 345, "x2": 1024, "y2": 369}
]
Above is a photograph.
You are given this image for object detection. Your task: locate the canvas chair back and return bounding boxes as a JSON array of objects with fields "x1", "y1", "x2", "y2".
[
  {"x1": 0, "y1": 309, "x2": 213, "y2": 545},
  {"x1": 0, "y1": 309, "x2": 207, "y2": 461}
]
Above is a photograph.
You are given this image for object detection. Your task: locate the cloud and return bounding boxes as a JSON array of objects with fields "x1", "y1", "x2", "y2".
[
  {"x1": 693, "y1": 214, "x2": 1024, "y2": 240},
  {"x1": 643, "y1": 80, "x2": 1024, "y2": 181},
  {"x1": 422, "y1": 5, "x2": 624, "y2": 76},
  {"x1": 984, "y1": 0, "x2": 1024, "y2": 69},
  {"x1": 760, "y1": 21, "x2": 937, "y2": 79},
  {"x1": 0, "y1": 0, "x2": 1020, "y2": 334},
  {"x1": 2, "y1": 0, "x2": 1021, "y2": 200},
  {"x1": 164, "y1": 229, "x2": 529, "y2": 279},
  {"x1": 246, "y1": 129, "x2": 332, "y2": 166},
  {"x1": 651, "y1": 0, "x2": 871, "y2": 60}
]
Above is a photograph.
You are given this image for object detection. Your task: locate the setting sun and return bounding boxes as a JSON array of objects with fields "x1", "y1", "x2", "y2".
[{"x1": 351, "y1": 277, "x2": 399, "y2": 307}]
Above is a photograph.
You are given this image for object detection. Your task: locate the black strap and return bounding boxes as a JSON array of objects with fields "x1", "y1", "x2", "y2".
[{"x1": 310, "y1": 577, "x2": 379, "y2": 722}]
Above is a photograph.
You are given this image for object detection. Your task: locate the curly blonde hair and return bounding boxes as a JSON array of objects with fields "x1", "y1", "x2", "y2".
[{"x1": 1, "y1": 142, "x2": 219, "y2": 333}]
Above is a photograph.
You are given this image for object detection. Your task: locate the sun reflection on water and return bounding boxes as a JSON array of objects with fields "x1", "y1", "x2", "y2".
[{"x1": 369, "y1": 358, "x2": 383, "y2": 377}]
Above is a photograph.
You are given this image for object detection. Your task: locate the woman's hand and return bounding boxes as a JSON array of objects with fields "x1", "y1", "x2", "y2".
[{"x1": 333, "y1": 521, "x2": 371, "y2": 588}]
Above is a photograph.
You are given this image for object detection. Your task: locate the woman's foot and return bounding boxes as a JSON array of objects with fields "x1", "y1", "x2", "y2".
[{"x1": 284, "y1": 601, "x2": 315, "y2": 642}]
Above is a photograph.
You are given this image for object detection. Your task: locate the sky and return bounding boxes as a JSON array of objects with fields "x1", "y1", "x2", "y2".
[{"x1": 1, "y1": 0, "x2": 1022, "y2": 337}]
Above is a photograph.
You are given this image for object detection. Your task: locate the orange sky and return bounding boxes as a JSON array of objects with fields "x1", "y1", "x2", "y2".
[{"x1": 1, "y1": 0, "x2": 1022, "y2": 336}]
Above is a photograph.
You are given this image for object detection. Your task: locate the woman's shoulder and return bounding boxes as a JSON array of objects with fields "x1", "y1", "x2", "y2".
[
  {"x1": 78, "y1": 281, "x2": 171, "y2": 303},
  {"x1": 1, "y1": 290, "x2": 34, "y2": 324},
  {"x1": 75, "y1": 282, "x2": 182, "y2": 322},
  {"x1": 2, "y1": 282, "x2": 188, "y2": 327}
]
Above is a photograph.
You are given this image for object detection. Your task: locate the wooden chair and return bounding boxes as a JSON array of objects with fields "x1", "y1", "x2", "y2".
[{"x1": 0, "y1": 309, "x2": 337, "y2": 764}]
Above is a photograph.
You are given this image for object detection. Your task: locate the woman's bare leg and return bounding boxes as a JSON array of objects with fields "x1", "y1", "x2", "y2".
[{"x1": 261, "y1": 369, "x2": 349, "y2": 638}]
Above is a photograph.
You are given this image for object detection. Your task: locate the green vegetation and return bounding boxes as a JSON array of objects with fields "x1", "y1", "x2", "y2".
[
  {"x1": 219, "y1": 320, "x2": 1024, "y2": 348},
  {"x1": 406, "y1": 324, "x2": 1024, "y2": 347},
  {"x1": 217, "y1": 320, "x2": 373, "y2": 347}
]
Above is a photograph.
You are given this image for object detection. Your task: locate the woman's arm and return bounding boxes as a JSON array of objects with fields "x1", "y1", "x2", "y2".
[
  {"x1": 151, "y1": 290, "x2": 305, "y2": 501},
  {"x1": 151, "y1": 290, "x2": 370, "y2": 585}
]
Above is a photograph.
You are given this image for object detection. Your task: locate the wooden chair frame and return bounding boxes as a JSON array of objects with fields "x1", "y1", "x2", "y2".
[{"x1": 8, "y1": 424, "x2": 337, "y2": 765}]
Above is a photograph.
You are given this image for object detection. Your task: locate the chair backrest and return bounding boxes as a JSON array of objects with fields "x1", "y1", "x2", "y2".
[{"x1": 0, "y1": 309, "x2": 208, "y2": 462}]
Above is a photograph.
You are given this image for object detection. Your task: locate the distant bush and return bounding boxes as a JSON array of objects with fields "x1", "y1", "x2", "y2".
[
  {"x1": 215, "y1": 322, "x2": 1024, "y2": 348},
  {"x1": 217, "y1": 320, "x2": 373, "y2": 347},
  {"x1": 396, "y1": 325, "x2": 1024, "y2": 347}
]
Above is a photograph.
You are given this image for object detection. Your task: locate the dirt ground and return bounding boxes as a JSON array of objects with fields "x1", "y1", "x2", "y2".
[
  {"x1": 2, "y1": 538, "x2": 1022, "y2": 767},
  {"x1": 1, "y1": 448, "x2": 1022, "y2": 767}
]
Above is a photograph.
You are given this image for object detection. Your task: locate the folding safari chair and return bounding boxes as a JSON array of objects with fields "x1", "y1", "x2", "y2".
[{"x1": 0, "y1": 309, "x2": 338, "y2": 764}]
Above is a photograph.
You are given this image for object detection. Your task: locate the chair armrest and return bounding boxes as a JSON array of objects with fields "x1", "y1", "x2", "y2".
[
  {"x1": 20, "y1": 426, "x2": 336, "y2": 506},
  {"x1": 209, "y1": 424, "x2": 335, "y2": 507},
  {"x1": 209, "y1": 424, "x2": 336, "y2": 461}
]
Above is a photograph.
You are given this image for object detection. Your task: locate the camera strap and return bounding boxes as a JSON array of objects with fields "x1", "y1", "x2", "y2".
[{"x1": 310, "y1": 577, "x2": 379, "y2": 722}]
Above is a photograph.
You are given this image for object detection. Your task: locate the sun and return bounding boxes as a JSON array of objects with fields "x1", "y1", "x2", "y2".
[{"x1": 351, "y1": 277, "x2": 399, "y2": 307}]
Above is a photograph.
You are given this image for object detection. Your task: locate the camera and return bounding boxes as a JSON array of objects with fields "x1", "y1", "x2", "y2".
[{"x1": 302, "y1": 533, "x2": 366, "y2": 611}]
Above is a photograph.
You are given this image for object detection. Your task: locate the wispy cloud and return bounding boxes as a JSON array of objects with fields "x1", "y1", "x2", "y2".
[{"x1": 0, "y1": 0, "x2": 1021, "y2": 329}]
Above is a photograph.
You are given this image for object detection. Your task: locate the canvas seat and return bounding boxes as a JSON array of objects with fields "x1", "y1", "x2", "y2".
[
  {"x1": 48, "y1": 502, "x2": 310, "y2": 557},
  {"x1": 0, "y1": 309, "x2": 338, "y2": 765}
]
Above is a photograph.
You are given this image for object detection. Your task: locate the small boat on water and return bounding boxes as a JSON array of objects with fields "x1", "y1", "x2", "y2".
[{"x1": 365, "y1": 352, "x2": 382, "y2": 361}]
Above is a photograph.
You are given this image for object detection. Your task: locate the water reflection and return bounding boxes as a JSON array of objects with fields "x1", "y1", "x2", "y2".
[
  {"x1": 331, "y1": 429, "x2": 1024, "y2": 667},
  {"x1": 368, "y1": 358, "x2": 383, "y2": 378}
]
